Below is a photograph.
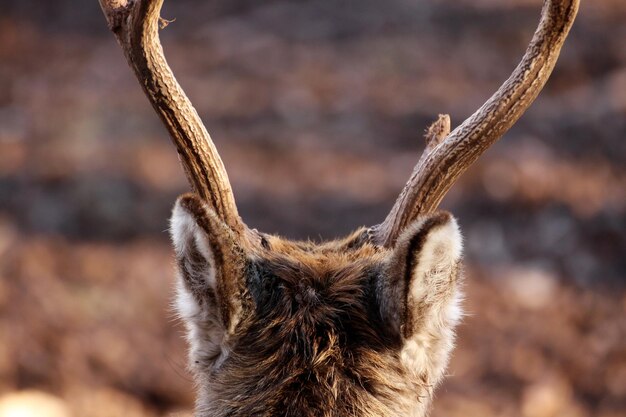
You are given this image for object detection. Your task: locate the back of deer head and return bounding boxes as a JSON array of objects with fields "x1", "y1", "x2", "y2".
[{"x1": 99, "y1": 0, "x2": 579, "y2": 415}]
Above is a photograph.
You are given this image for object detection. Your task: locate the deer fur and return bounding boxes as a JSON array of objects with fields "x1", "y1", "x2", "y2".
[
  {"x1": 97, "y1": 0, "x2": 578, "y2": 414},
  {"x1": 171, "y1": 194, "x2": 463, "y2": 417}
]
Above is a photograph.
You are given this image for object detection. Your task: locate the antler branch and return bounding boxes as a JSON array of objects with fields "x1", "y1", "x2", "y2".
[
  {"x1": 98, "y1": 0, "x2": 244, "y2": 233},
  {"x1": 373, "y1": 0, "x2": 579, "y2": 247}
]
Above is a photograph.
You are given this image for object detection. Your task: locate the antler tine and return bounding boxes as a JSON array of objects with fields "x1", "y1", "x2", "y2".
[
  {"x1": 99, "y1": 0, "x2": 244, "y2": 234},
  {"x1": 373, "y1": 0, "x2": 579, "y2": 247}
]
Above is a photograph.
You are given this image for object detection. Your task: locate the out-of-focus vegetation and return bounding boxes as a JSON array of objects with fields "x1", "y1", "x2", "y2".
[{"x1": 0, "y1": 0, "x2": 624, "y2": 416}]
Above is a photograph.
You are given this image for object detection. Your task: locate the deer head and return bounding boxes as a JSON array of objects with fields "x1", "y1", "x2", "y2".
[{"x1": 98, "y1": 0, "x2": 579, "y2": 416}]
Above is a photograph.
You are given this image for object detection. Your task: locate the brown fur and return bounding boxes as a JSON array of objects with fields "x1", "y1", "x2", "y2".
[{"x1": 171, "y1": 194, "x2": 463, "y2": 416}]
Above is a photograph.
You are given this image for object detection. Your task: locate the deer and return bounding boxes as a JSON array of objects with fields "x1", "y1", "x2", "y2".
[{"x1": 98, "y1": 0, "x2": 579, "y2": 416}]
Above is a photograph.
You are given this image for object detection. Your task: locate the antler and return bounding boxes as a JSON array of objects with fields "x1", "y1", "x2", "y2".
[
  {"x1": 99, "y1": 0, "x2": 578, "y2": 246},
  {"x1": 98, "y1": 0, "x2": 244, "y2": 234},
  {"x1": 373, "y1": 0, "x2": 579, "y2": 247}
]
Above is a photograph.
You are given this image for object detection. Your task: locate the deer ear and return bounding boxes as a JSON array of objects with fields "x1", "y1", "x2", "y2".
[
  {"x1": 381, "y1": 212, "x2": 463, "y2": 341},
  {"x1": 170, "y1": 194, "x2": 247, "y2": 347},
  {"x1": 375, "y1": 212, "x2": 463, "y2": 410}
]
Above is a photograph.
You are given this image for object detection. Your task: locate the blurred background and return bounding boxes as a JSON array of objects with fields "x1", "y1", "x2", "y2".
[{"x1": 0, "y1": 0, "x2": 624, "y2": 416}]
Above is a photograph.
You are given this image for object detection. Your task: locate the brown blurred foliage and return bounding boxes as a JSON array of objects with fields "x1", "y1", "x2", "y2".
[{"x1": 0, "y1": 0, "x2": 624, "y2": 416}]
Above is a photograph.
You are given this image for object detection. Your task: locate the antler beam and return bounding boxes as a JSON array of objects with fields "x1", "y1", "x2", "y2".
[
  {"x1": 98, "y1": 0, "x2": 244, "y2": 233},
  {"x1": 373, "y1": 0, "x2": 579, "y2": 247}
]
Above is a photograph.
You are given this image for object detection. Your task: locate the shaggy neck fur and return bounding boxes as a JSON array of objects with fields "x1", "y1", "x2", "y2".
[{"x1": 171, "y1": 194, "x2": 463, "y2": 417}]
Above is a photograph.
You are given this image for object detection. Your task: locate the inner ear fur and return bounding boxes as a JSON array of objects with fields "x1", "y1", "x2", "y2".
[
  {"x1": 380, "y1": 212, "x2": 463, "y2": 339},
  {"x1": 170, "y1": 193, "x2": 248, "y2": 333}
]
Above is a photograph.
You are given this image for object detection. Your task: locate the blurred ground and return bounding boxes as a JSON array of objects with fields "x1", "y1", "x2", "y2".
[{"x1": 0, "y1": 0, "x2": 624, "y2": 416}]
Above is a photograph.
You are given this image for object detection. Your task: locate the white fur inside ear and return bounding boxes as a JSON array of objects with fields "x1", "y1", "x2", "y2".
[
  {"x1": 409, "y1": 216, "x2": 462, "y2": 303},
  {"x1": 175, "y1": 275, "x2": 227, "y2": 374},
  {"x1": 170, "y1": 201, "x2": 197, "y2": 256},
  {"x1": 175, "y1": 278, "x2": 201, "y2": 321},
  {"x1": 170, "y1": 201, "x2": 227, "y2": 372},
  {"x1": 169, "y1": 201, "x2": 217, "y2": 289},
  {"x1": 421, "y1": 216, "x2": 462, "y2": 267},
  {"x1": 400, "y1": 215, "x2": 464, "y2": 390}
]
